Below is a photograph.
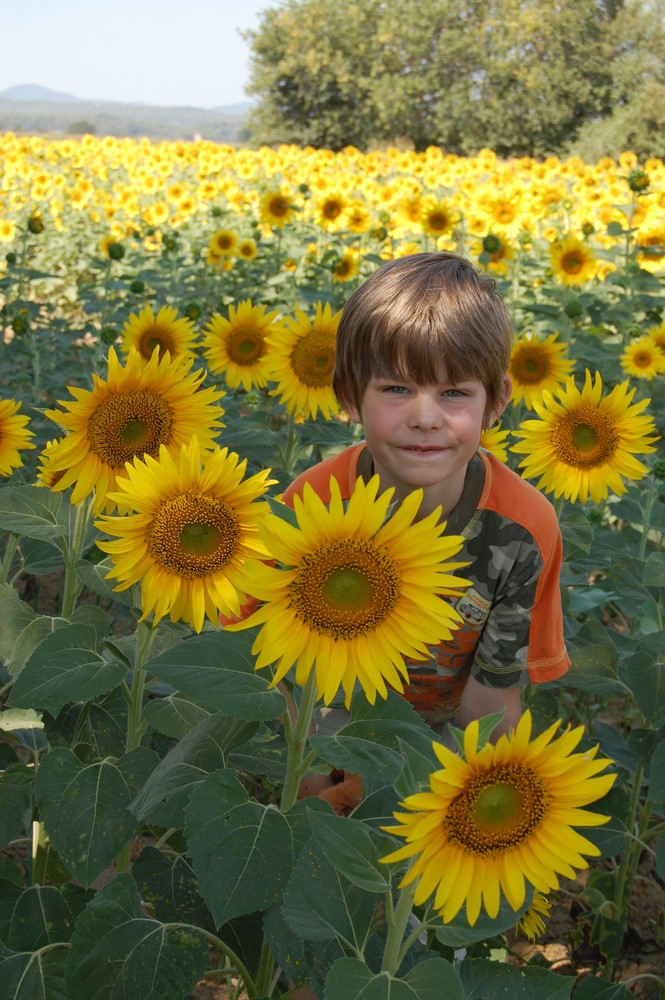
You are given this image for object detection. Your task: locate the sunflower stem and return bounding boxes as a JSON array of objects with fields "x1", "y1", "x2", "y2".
[
  {"x1": 280, "y1": 671, "x2": 318, "y2": 813},
  {"x1": 0, "y1": 532, "x2": 20, "y2": 585},
  {"x1": 380, "y1": 871, "x2": 419, "y2": 975},
  {"x1": 59, "y1": 496, "x2": 94, "y2": 619},
  {"x1": 277, "y1": 410, "x2": 301, "y2": 480},
  {"x1": 637, "y1": 479, "x2": 658, "y2": 562},
  {"x1": 612, "y1": 762, "x2": 647, "y2": 922}
]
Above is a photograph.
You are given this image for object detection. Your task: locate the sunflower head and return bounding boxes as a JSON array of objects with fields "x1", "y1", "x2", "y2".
[
  {"x1": 259, "y1": 188, "x2": 296, "y2": 228},
  {"x1": 620, "y1": 334, "x2": 665, "y2": 380},
  {"x1": 511, "y1": 369, "x2": 659, "y2": 504},
  {"x1": 0, "y1": 398, "x2": 36, "y2": 477},
  {"x1": 96, "y1": 436, "x2": 276, "y2": 632},
  {"x1": 267, "y1": 302, "x2": 342, "y2": 420},
  {"x1": 381, "y1": 710, "x2": 616, "y2": 927},
  {"x1": 549, "y1": 235, "x2": 599, "y2": 286},
  {"x1": 120, "y1": 305, "x2": 198, "y2": 363},
  {"x1": 202, "y1": 299, "x2": 280, "y2": 392},
  {"x1": 509, "y1": 332, "x2": 574, "y2": 409}
]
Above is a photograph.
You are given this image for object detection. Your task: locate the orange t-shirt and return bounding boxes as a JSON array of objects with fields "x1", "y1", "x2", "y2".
[{"x1": 283, "y1": 444, "x2": 570, "y2": 719}]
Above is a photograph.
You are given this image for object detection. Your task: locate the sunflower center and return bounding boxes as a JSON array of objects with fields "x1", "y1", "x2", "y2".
[
  {"x1": 139, "y1": 326, "x2": 175, "y2": 360},
  {"x1": 289, "y1": 538, "x2": 401, "y2": 638},
  {"x1": 146, "y1": 490, "x2": 240, "y2": 577},
  {"x1": 87, "y1": 390, "x2": 174, "y2": 467},
  {"x1": 552, "y1": 404, "x2": 618, "y2": 467},
  {"x1": 561, "y1": 252, "x2": 584, "y2": 274},
  {"x1": 632, "y1": 351, "x2": 652, "y2": 369},
  {"x1": 227, "y1": 326, "x2": 265, "y2": 365},
  {"x1": 512, "y1": 347, "x2": 550, "y2": 384},
  {"x1": 269, "y1": 196, "x2": 290, "y2": 218},
  {"x1": 444, "y1": 763, "x2": 549, "y2": 854},
  {"x1": 290, "y1": 331, "x2": 336, "y2": 387}
]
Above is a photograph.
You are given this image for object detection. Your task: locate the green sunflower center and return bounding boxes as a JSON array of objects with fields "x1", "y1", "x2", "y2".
[
  {"x1": 227, "y1": 326, "x2": 265, "y2": 366},
  {"x1": 444, "y1": 763, "x2": 550, "y2": 854},
  {"x1": 87, "y1": 390, "x2": 174, "y2": 467},
  {"x1": 290, "y1": 330, "x2": 336, "y2": 387},
  {"x1": 552, "y1": 403, "x2": 618, "y2": 468},
  {"x1": 139, "y1": 326, "x2": 175, "y2": 361},
  {"x1": 289, "y1": 538, "x2": 401, "y2": 638},
  {"x1": 511, "y1": 347, "x2": 550, "y2": 384},
  {"x1": 146, "y1": 490, "x2": 240, "y2": 578}
]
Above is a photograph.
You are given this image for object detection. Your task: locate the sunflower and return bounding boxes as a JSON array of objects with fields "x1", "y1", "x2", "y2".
[
  {"x1": 0, "y1": 398, "x2": 36, "y2": 476},
  {"x1": 620, "y1": 334, "x2": 664, "y2": 380},
  {"x1": 515, "y1": 891, "x2": 551, "y2": 942},
  {"x1": 316, "y1": 192, "x2": 347, "y2": 229},
  {"x1": 44, "y1": 347, "x2": 225, "y2": 513},
  {"x1": 96, "y1": 437, "x2": 274, "y2": 632},
  {"x1": 549, "y1": 235, "x2": 598, "y2": 286},
  {"x1": 480, "y1": 423, "x2": 510, "y2": 463},
  {"x1": 475, "y1": 233, "x2": 514, "y2": 276},
  {"x1": 202, "y1": 300, "x2": 280, "y2": 392},
  {"x1": 229, "y1": 476, "x2": 470, "y2": 707},
  {"x1": 259, "y1": 187, "x2": 296, "y2": 228},
  {"x1": 120, "y1": 305, "x2": 198, "y2": 363},
  {"x1": 208, "y1": 229, "x2": 237, "y2": 259},
  {"x1": 420, "y1": 197, "x2": 458, "y2": 238},
  {"x1": 267, "y1": 301, "x2": 341, "y2": 420},
  {"x1": 509, "y1": 332, "x2": 574, "y2": 410},
  {"x1": 381, "y1": 710, "x2": 615, "y2": 926},
  {"x1": 332, "y1": 249, "x2": 360, "y2": 283},
  {"x1": 511, "y1": 370, "x2": 659, "y2": 504},
  {"x1": 237, "y1": 237, "x2": 258, "y2": 260}
]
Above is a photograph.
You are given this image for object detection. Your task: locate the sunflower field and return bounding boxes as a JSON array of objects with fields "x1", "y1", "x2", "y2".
[{"x1": 0, "y1": 132, "x2": 664, "y2": 1000}]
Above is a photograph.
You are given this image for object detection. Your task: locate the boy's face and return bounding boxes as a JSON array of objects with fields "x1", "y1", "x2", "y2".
[{"x1": 346, "y1": 365, "x2": 501, "y2": 517}]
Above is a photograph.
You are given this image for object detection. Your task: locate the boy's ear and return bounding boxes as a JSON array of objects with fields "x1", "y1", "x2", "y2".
[{"x1": 489, "y1": 375, "x2": 513, "y2": 424}]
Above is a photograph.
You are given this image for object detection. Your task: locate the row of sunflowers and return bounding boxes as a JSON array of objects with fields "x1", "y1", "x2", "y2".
[{"x1": 0, "y1": 133, "x2": 663, "y2": 1000}]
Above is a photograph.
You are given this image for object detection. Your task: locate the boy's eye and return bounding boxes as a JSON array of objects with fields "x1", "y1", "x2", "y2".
[{"x1": 382, "y1": 384, "x2": 408, "y2": 394}]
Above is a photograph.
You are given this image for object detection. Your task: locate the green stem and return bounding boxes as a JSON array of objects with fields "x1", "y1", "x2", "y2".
[
  {"x1": 31, "y1": 819, "x2": 50, "y2": 886},
  {"x1": 187, "y1": 926, "x2": 257, "y2": 998},
  {"x1": 253, "y1": 938, "x2": 275, "y2": 998},
  {"x1": 613, "y1": 762, "x2": 646, "y2": 921},
  {"x1": 0, "y1": 533, "x2": 20, "y2": 585},
  {"x1": 638, "y1": 479, "x2": 658, "y2": 561},
  {"x1": 280, "y1": 671, "x2": 319, "y2": 813},
  {"x1": 59, "y1": 496, "x2": 94, "y2": 619},
  {"x1": 381, "y1": 872, "x2": 419, "y2": 975},
  {"x1": 277, "y1": 410, "x2": 300, "y2": 480}
]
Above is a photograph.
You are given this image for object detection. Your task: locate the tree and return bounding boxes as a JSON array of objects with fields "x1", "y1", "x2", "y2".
[{"x1": 243, "y1": 0, "x2": 661, "y2": 158}]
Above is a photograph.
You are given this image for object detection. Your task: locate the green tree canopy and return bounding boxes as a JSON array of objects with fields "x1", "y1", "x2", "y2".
[{"x1": 243, "y1": 0, "x2": 664, "y2": 158}]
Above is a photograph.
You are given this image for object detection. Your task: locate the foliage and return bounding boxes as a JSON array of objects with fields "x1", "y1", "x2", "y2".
[
  {"x1": 0, "y1": 134, "x2": 664, "y2": 999},
  {"x1": 244, "y1": 0, "x2": 665, "y2": 158}
]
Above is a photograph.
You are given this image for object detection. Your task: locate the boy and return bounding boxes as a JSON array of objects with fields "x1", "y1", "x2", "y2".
[{"x1": 284, "y1": 252, "x2": 569, "y2": 808}]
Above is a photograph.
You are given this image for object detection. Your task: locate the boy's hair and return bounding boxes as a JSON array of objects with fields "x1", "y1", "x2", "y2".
[{"x1": 333, "y1": 252, "x2": 513, "y2": 420}]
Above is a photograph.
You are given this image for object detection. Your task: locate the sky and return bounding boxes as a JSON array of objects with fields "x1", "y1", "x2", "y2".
[{"x1": 0, "y1": 0, "x2": 281, "y2": 108}]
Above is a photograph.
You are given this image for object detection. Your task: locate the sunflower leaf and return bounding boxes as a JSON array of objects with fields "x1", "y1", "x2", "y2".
[
  {"x1": 458, "y1": 957, "x2": 575, "y2": 998},
  {"x1": 307, "y1": 811, "x2": 396, "y2": 892},
  {"x1": 35, "y1": 747, "x2": 158, "y2": 887},
  {"x1": 432, "y1": 891, "x2": 532, "y2": 948},
  {"x1": 0, "y1": 486, "x2": 64, "y2": 543},
  {"x1": 0, "y1": 945, "x2": 69, "y2": 1000},
  {"x1": 143, "y1": 630, "x2": 285, "y2": 720},
  {"x1": 8, "y1": 623, "x2": 123, "y2": 715},
  {"x1": 323, "y1": 956, "x2": 463, "y2": 1000},
  {"x1": 184, "y1": 769, "x2": 295, "y2": 926},
  {"x1": 66, "y1": 873, "x2": 208, "y2": 1000},
  {"x1": 0, "y1": 765, "x2": 33, "y2": 852}
]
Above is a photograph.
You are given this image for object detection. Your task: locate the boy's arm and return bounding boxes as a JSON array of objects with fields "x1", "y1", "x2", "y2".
[{"x1": 458, "y1": 674, "x2": 522, "y2": 741}]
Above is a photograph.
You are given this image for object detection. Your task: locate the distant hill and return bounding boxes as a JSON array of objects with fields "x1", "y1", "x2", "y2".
[
  {"x1": 1, "y1": 84, "x2": 84, "y2": 104},
  {"x1": 0, "y1": 85, "x2": 252, "y2": 144}
]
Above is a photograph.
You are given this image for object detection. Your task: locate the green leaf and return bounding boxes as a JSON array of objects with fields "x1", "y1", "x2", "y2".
[
  {"x1": 6, "y1": 885, "x2": 80, "y2": 951},
  {"x1": 35, "y1": 747, "x2": 158, "y2": 887},
  {"x1": 308, "y1": 811, "x2": 396, "y2": 892},
  {"x1": 131, "y1": 713, "x2": 258, "y2": 826},
  {"x1": 643, "y1": 551, "x2": 665, "y2": 587},
  {"x1": 656, "y1": 831, "x2": 665, "y2": 881},
  {"x1": 0, "y1": 487, "x2": 64, "y2": 543},
  {"x1": 143, "y1": 693, "x2": 212, "y2": 738},
  {"x1": 144, "y1": 631, "x2": 285, "y2": 720},
  {"x1": 16, "y1": 537, "x2": 64, "y2": 576},
  {"x1": 66, "y1": 873, "x2": 208, "y2": 1000},
  {"x1": 0, "y1": 765, "x2": 33, "y2": 851},
  {"x1": 620, "y1": 636, "x2": 665, "y2": 726},
  {"x1": 185, "y1": 769, "x2": 295, "y2": 926},
  {"x1": 323, "y1": 956, "x2": 463, "y2": 1000},
  {"x1": 648, "y1": 739, "x2": 665, "y2": 802},
  {"x1": 0, "y1": 945, "x2": 69, "y2": 1000},
  {"x1": 132, "y1": 846, "x2": 215, "y2": 931},
  {"x1": 459, "y1": 956, "x2": 575, "y2": 998},
  {"x1": 573, "y1": 978, "x2": 634, "y2": 1000},
  {"x1": 74, "y1": 556, "x2": 137, "y2": 608},
  {"x1": 8, "y1": 623, "x2": 123, "y2": 715},
  {"x1": 282, "y1": 837, "x2": 378, "y2": 944},
  {"x1": 433, "y1": 890, "x2": 531, "y2": 948},
  {"x1": 567, "y1": 644, "x2": 625, "y2": 696},
  {"x1": 0, "y1": 587, "x2": 39, "y2": 666}
]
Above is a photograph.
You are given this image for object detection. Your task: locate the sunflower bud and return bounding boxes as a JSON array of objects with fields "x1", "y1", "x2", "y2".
[
  {"x1": 27, "y1": 213, "x2": 44, "y2": 235},
  {"x1": 129, "y1": 279, "x2": 145, "y2": 294},
  {"x1": 482, "y1": 234, "x2": 502, "y2": 254},
  {"x1": 107, "y1": 242, "x2": 125, "y2": 260},
  {"x1": 627, "y1": 169, "x2": 650, "y2": 194}
]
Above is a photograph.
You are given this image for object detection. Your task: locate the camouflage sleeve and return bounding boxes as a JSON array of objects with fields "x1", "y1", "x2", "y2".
[{"x1": 468, "y1": 527, "x2": 544, "y2": 689}]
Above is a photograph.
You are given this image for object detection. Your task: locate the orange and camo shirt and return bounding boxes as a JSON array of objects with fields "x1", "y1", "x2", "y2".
[{"x1": 283, "y1": 443, "x2": 570, "y2": 722}]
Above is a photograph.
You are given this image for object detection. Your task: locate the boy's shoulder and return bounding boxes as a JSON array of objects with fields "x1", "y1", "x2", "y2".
[
  {"x1": 479, "y1": 449, "x2": 559, "y2": 538},
  {"x1": 282, "y1": 443, "x2": 365, "y2": 506}
]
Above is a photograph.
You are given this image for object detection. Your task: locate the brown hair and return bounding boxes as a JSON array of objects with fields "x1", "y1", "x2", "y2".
[{"x1": 333, "y1": 252, "x2": 513, "y2": 419}]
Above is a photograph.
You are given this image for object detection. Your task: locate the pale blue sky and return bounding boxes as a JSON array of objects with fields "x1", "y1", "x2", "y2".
[{"x1": 0, "y1": 0, "x2": 280, "y2": 108}]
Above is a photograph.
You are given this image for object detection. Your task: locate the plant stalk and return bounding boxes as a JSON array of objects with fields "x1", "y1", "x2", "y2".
[{"x1": 280, "y1": 671, "x2": 319, "y2": 813}]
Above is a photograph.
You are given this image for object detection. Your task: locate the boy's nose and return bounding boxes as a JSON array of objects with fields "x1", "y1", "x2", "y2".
[{"x1": 408, "y1": 392, "x2": 444, "y2": 428}]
